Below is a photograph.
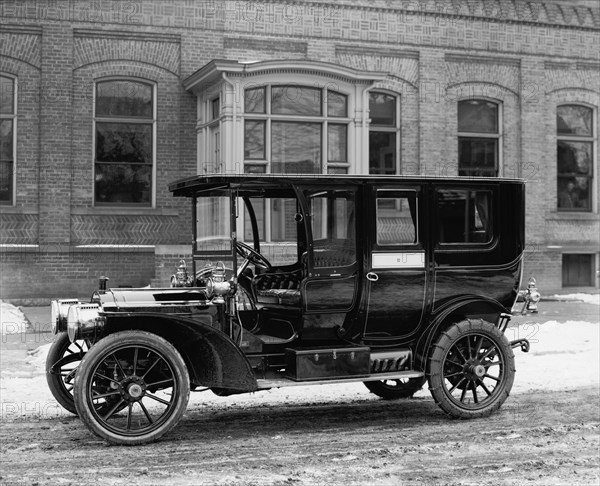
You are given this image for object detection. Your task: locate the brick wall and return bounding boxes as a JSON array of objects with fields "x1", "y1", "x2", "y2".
[{"x1": 0, "y1": 0, "x2": 599, "y2": 302}]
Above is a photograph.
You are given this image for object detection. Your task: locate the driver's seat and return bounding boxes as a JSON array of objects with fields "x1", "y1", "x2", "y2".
[{"x1": 253, "y1": 269, "x2": 302, "y2": 306}]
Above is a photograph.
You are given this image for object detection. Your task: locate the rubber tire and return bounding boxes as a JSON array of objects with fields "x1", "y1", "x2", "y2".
[
  {"x1": 428, "y1": 318, "x2": 515, "y2": 419},
  {"x1": 73, "y1": 331, "x2": 190, "y2": 445},
  {"x1": 45, "y1": 332, "x2": 83, "y2": 414},
  {"x1": 364, "y1": 377, "x2": 426, "y2": 399}
]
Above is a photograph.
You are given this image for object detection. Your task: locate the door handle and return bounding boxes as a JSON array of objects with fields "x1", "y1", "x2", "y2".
[{"x1": 366, "y1": 272, "x2": 379, "y2": 282}]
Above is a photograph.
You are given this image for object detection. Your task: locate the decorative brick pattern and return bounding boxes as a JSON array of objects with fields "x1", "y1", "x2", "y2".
[
  {"x1": 0, "y1": 214, "x2": 38, "y2": 244},
  {"x1": 71, "y1": 215, "x2": 181, "y2": 246},
  {"x1": 74, "y1": 31, "x2": 181, "y2": 76}
]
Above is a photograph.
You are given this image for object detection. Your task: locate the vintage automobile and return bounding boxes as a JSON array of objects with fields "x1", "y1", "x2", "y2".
[{"x1": 47, "y1": 174, "x2": 540, "y2": 445}]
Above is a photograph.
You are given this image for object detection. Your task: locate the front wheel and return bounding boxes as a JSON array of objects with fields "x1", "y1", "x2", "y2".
[
  {"x1": 364, "y1": 377, "x2": 426, "y2": 399},
  {"x1": 428, "y1": 318, "x2": 515, "y2": 419},
  {"x1": 45, "y1": 332, "x2": 88, "y2": 414},
  {"x1": 73, "y1": 331, "x2": 190, "y2": 445}
]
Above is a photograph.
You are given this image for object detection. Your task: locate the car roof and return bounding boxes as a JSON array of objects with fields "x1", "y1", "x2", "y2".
[{"x1": 169, "y1": 173, "x2": 524, "y2": 198}]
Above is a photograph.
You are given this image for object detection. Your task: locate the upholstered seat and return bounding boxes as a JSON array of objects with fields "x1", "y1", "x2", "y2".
[{"x1": 254, "y1": 270, "x2": 302, "y2": 305}]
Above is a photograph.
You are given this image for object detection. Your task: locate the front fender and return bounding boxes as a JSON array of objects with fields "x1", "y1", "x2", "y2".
[{"x1": 101, "y1": 312, "x2": 258, "y2": 392}]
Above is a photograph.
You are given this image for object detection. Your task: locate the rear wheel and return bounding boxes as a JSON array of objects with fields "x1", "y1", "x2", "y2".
[
  {"x1": 73, "y1": 331, "x2": 190, "y2": 445},
  {"x1": 428, "y1": 318, "x2": 515, "y2": 419},
  {"x1": 364, "y1": 377, "x2": 426, "y2": 399}
]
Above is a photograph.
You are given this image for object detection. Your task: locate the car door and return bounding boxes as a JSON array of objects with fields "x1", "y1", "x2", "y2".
[{"x1": 363, "y1": 185, "x2": 427, "y2": 340}]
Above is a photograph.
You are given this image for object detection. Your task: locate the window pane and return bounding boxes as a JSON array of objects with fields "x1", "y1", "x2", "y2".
[
  {"x1": 95, "y1": 163, "x2": 151, "y2": 204},
  {"x1": 244, "y1": 164, "x2": 266, "y2": 174},
  {"x1": 308, "y1": 190, "x2": 356, "y2": 267},
  {"x1": 271, "y1": 86, "x2": 321, "y2": 116},
  {"x1": 0, "y1": 76, "x2": 14, "y2": 114},
  {"x1": 211, "y1": 98, "x2": 220, "y2": 120},
  {"x1": 96, "y1": 80, "x2": 152, "y2": 118},
  {"x1": 271, "y1": 122, "x2": 321, "y2": 173},
  {"x1": 557, "y1": 105, "x2": 593, "y2": 136},
  {"x1": 244, "y1": 120, "x2": 265, "y2": 160},
  {"x1": 271, "y1": 198, "x2": 298, "y2": 242},
  {"x1": 369, "y1": 93, "x2": 396, "y2": 126},
  {"x1": 243, "y1": 198, "x2": 265, "y2": 242},
  {"x1": 0, "y1": 161, "x2": 12, "y2": 202},
  {"x1": 438, "y1": 190, "x2": 492, "y2": 243},
  {"x1": 458, "y1": 100, "x2": 498, "y2": 133},
  {"x1": 96, "y1": 122, "x2": 152, "y2": 163},
  {"x1": 196, "y1": 197, "x2": 231, "y2": 252},
  {"x1": 557, "y1": 141, "x2": 592, "y2": 176},
  {"x1": 244, "y1": 87, "x2": 265, "y2": 113},
  {"x1": 327, "y1": 91, "x2": 347, "y2": 117},
  {"x1": 376, "y1": 194, "x2": 417, "y2": 245},
  {"x1": 328, "y1": 124, "x2": 347, "y2": 162},
  {"x1": 458, "y1": 138, "x2": 498, "y2": 177},
  {"x1": 0, "y1": 119, "x2": 13, "y2": 161},
  {"x1": 369, "y1": 131, "x2": 396, "y2": 174},
  {"x1": 557, "y1": 176, "x2": 591, "y2": 210}
]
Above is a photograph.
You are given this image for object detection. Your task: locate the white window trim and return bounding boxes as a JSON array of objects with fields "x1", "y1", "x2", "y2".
[
  {"x1": 457, "y1": 98, "x2": 503, "y2": 177},
  {"x1": 241, "y1": 84, "x2": 353, "y2": 175},
  {"x1": 0, "y1": 73, "x2": 17, "y2": 206},
  {"x1": 556, "y1": 103, "x2": 597, "y2": 214},
  {"x1": 92, "y1": 77, "x2": 157, "y2": 208}
]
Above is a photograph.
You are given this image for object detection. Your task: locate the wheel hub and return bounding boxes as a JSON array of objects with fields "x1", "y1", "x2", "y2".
[
  {"x1": 119, "y1": 376, "x2": 146, "y2": 402},
  {"x1": 468, "y1": 364, "x2": 486, "y2": 378}
]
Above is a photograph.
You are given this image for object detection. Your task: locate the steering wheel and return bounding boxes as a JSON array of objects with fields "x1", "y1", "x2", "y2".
[{"x1": 235, "y1": 241, "x2": 271, "y2": 274}]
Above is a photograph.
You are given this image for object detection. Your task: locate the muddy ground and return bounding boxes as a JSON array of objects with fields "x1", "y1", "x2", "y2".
[{"x1": 0, "y1": 385, "x2": 598, "y2": 486}]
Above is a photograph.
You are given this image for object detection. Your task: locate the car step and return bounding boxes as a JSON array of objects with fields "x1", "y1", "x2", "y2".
[{"x1": 256, "y1": 370, "x2": 425, "y2": 390}]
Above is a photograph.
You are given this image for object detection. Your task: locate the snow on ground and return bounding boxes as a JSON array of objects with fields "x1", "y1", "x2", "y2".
[
  {"x1": 549, "y1": 293, "x2": 600, "y2": 305},
  {"x1": 0, "y1": 301, "x2": 30, "y2": 335},
  {"x1": 0, "y1": 300, "x2": 598, "y2": 420}
]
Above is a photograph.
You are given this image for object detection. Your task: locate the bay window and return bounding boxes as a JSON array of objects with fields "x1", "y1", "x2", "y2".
[{"x1": 243, "y1": 84, "x2": 349, "y2": 175}]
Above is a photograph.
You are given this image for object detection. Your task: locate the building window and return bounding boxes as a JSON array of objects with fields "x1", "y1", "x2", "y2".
[
  {"x1": 243, "y1": 85, "x2": 349, "y2": 175},
  {"x1": 369, "y1": 92, "x2": 399, "y2": 175},
  {"x1": 458, "y1": 100, "x2": 500, "y2": 177},
  {"x1": 562, "y1": 254, "x2": 595, "y2": 287},
  {"x1": 94, "y1": 79, "x2": 155, "y2": 206},
  {"x1": 0, "y1": 75, "x2": 16, "y2": 204},
  {"x1": 557, "y1": 105, "x2": 594, "y2": 211}
]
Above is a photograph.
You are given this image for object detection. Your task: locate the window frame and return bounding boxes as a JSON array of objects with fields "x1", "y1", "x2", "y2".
[
  {"x1": 556, "y1": 103, "x2": 596, "y2": 213},
  {"x1": 242, "y1": 84, "x2": 351, "y2": 175},
  {"x1": 92, "y1": 77, "x2": 157, "y2": 207},
  {"x1": 0, "y1": 73, "x2": 17, "y2": 206},
  {"x1": 373, "y1": 188, "x2": 420, "y2": 249},
  {"x1": 457, "y1": 98, "x2": 502, "y2": 178},
  {"x1": 368, "y1": 90, "x2": 400, "y2": 176},
  {"x1": 435, "y1": 187, "x2": 495, "y2": 248}
]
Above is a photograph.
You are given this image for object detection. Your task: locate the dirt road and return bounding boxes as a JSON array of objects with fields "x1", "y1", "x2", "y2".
[{"x1": 1, "y1": 386, "x2": 598, "y2": 486}]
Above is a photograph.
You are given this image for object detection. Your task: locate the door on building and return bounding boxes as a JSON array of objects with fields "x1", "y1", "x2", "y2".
[
  {"x1": 363, "y1": 186, "x2": 427, "y2": 340},
  {"x1": 562, "y1": 254, "x2": 594, "y2": 287}
]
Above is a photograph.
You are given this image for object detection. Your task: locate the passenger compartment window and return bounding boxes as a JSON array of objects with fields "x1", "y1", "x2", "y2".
[
  {"x1": 376, "y1": 191, "x2": 418, "y2": 246},
  {"x1": 307, "y1": 190, "x2": 356, "y2": 268},
  {"x1": 438, "y1": 190, "x2": 492, "y2": 244}
]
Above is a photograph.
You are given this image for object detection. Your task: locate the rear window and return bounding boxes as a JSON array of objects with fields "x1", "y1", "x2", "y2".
[{"x1": 437, "y1": 189, "x2": 492, "y2": 244}]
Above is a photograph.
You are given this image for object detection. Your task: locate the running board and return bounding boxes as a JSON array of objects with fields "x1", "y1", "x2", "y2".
[{"x1": 256, "y1": 370, "x2": 425, "y2": 390}]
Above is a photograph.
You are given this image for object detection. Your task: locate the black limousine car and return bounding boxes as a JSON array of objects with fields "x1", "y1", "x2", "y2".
[{"x1": 47, "y1": 174, "x2": 540, "y2": 445}]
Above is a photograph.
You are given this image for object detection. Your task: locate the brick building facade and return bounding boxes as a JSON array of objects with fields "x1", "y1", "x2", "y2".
[{"x1": 0, "y1": 0, "x2": 598, "y2": 304}]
